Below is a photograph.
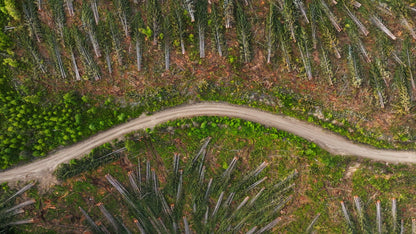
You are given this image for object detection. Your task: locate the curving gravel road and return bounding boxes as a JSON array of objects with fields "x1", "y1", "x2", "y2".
[{"x1": 1, "y1": 102, "x2": 415, "y2": 186}]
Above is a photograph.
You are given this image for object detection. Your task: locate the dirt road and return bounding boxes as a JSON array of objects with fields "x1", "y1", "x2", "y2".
[{"x1": 1, "y1": 102, "x2": 415, "y2": 186}]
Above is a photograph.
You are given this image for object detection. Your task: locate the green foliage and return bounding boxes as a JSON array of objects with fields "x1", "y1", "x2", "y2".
[
  {"x1": 3, "y1": 0, "x2": 20, "y2": 21},
  {"x1": 210, "y1": 2, "x2": 225, "y2": 56},
  {"x1": 0, "y1": 91, "x2": 80, "y2": 167},
  {"x1": 347, "y1": 45, "x2": 363, "y2": 88},
  {"x1": 113, "y1": 0, "x2": 131, "y2": 38},
  {"x1": 81, "y1": 3, "x2": 101, "y2": 58},
  {"x1": 392, "y1": 65, "x2": 411, "y2": 115},
  {"x1": 146, "y1": 0, "x2": 162, "y2": 45},
  {"x1": 274, "y1": 7, "x2": 292, "y2": 70},
  {"x1": 195, "y1": 0, "x2": 208, "y2": 58},
  {"x1": 162, "y1": 13, "x2": 172, "y2": 70},
  {"x1": 313, "y1": 0, "x2": 341, "y2": 59},
  {"x1": 45, "y1": 28, "x2": 66, "y2": 79},
  {"x1": 401, "y1": 37, "x2": 416, "y2": 101},
  {"x1": 126, "y1": 86, "x2": 186, "y2": 113},
  {"x1": 319, "y1": 46, "x2": 334, "y2": 85},
  {"x1": 3, "y1": 57, "x2": 17, "y2": 67},
  {"x1": 297, "y1": 27, "x2": 313, "y2": 79},
  {"x1": 183, "y1": 0, "x2": 195, "y2": 22},
  {"x1": 22, "y1": 114, "x2": 416, "y2": 232},
  {"x1": 22, "y1": 0, "x2": 42, "y2": 42},
  {"x1": 2, "y1": 0, "x2": 416, "y2": 175},
  {"x1": 71, "y1": 26, "x2": 101, "y2": 79},
  {"x1": 369, "y1": 60, "x2": 387, "y2": 108},
  {"x1": 139, "y1": 26, "x2": 152, "y2": 39},
  {"x1": 0, "y1": 87, "x2": 144, "y2": 169},
  {"x1": 265, "y1": 2, "x2": 277, "y2": 63},
  {"x1": 172, "y1": 0, "x2": 187, "y2": 54},
  {"x1": 281, "y1": 0, "x2": 297, "y2": 42},
  {"x1": 55, "y1": 142, "x2": 125, "y2": 180},
  {"x1": 106, "y1": 11, "x2": 123, "y2": 66},
  {"x1": 80, "y1": 138, "x2": 298, "y2": 233},
  {"x1": 19, "y1": 34, "x2": 47, "y2": 74},
  {"x1": 235, "y1": 2, "x2": 252, "y2": 63},
  {"x1": 131, "y1": 11, "x2": 145, "y2": 41},
  {"x1": 48, "y1": 0, "x2": 65, "y2": 38}
]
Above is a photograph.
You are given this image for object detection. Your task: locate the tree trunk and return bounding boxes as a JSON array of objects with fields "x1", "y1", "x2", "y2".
[
  {"x1": 165, "y1": 43, "x2": 170, "y2": 71},
  {"x1": 199, "y1": 25, "x2": 205, "y2": 58},
  {"x1": 70, "y1": 51, "x2": 81, "y2": 80},
  {"x1": 267, "y1": 44, "x2": 272, "y2": 64},
  {"x1": 55, "y1": 47, "x2": 66, "y2": 79},
  {"x1": 358, "y1": 40, "x2": 371, "y2": 63},
  {"x1": 180, "y1": 35, "x2": 185, "y2": 55},
  {"x1": 406, "y1": 49, "x2": 416, "y2": 101},
  {"x1": 321, "y1": 0, "x2": 342, "y2": 32},
  {"x1": 295, "y1": 0, "x2": 309, "y2": 23},
  {"x1": 66, "y1": 0, "x2": 74, "y2": 16},
  {"x1": 91, "y1": 0, "x2": 99, "y2": 25},
  {"x1": 105, "y1": 52, "x2": 112, "y2": 75},
  {"x1": 370, "y1": 15, "x2": 396, "y2": 40},
  {"x1": 344, "y1": 4, "x2": 369, "y2": 36},
  {"x1": 377, "y1": 90, "x2": 385, "y2": 108},
  {"x1": 31, "y1": 50, "x2": 46, "y2": 73},
  {"x1": 216, "y1": 33, "x2": 223, "y2": 57},
  {"x1": 136, "y1": 40, "x2": 142, "y2": 71},
  {"x1": 120, "y1": 14, "x2": 129, "y2": 38},
  {"x1": 153, "y1": 21, "x2": 158, "y2": 45},
  {"x1": 331, "y1": 41, "x2": 341, "y2": 59},
  {"x1": 88, "y1": 31, "x2": 101, "y2": 57},
  {"x1": 401, "y1": 17, "x2": 416, "y2": 40},
  {"x1": 37, "y1": 0, "x2": 42, "y2": 11}
]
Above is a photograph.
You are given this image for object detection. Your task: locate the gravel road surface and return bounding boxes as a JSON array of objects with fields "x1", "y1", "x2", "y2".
[{"x1": 1, "y1": 102, "x2": 415, "y2": 187}]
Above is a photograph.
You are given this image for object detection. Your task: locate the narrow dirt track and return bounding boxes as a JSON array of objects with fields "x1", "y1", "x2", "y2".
[{"x1": 1, "y1": 102, "x2": 415, "y2": 186}]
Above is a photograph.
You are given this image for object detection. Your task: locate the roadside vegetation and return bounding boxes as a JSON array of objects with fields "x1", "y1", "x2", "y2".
[
  {"x1": 0, "y1": 0, "x2": 416, "y2": 168},
  {"x1": 1, "y1": 0, "x2": 416, "y2": 232},
  {"x1": 1, "y1": 0, "x2": 416, "y2": 169},
  {"x1": 11, "y1": 116, "x2": 416, "y2": 232}
]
